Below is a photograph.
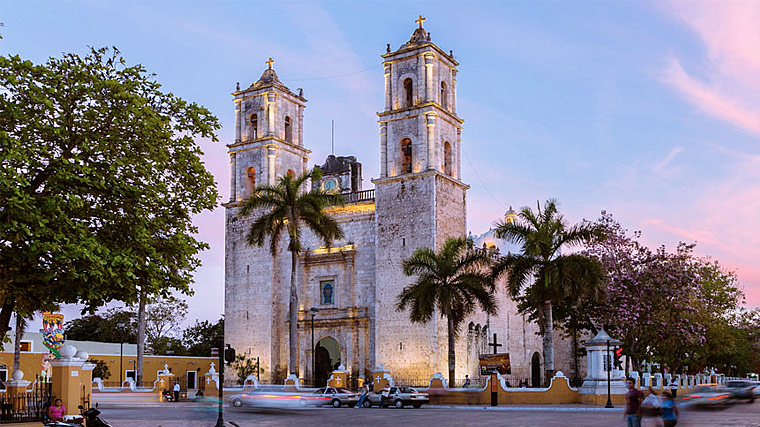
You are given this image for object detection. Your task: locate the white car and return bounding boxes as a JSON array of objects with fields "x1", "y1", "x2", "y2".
[
  {"x1": 229, "y1": 386, "x2": 331, "y2": 409},
  {"x1": 365, "y1": 386, "x2": 430, "y2": 409},
  {"x1": 312, "y1": 387, "x2": 359, "y2": 407}
]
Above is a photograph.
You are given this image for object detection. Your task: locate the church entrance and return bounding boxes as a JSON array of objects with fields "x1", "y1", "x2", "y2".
[
  {"x1": 314, "y1": 337, "x2": 341, "y2": 388},
  {"x1": 531, "y1": 352, "x2": 541, "y2": 387}
]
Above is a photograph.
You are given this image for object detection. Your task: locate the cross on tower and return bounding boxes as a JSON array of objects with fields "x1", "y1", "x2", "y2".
[
  {"x1": 415, "y1": 15, "x2": 426, "y2": 29},
  {"x1": 265, "y1": 57, "x2": 275, "y2": 69},
  {"x1": 488, "y1": 333, "x2": 502, "y2": 355}
]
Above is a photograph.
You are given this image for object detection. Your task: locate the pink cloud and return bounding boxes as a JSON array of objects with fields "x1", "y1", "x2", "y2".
[{"x1": 661, "y1": 1, "x2": 760, "y2": 136}]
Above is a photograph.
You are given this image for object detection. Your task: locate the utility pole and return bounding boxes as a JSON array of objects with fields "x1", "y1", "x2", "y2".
[{"x1": 215, "y1": 336, "x2": 224, "y2": 427}]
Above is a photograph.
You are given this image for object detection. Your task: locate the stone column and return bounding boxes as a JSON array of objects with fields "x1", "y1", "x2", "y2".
[
  {"x1": 451, "y1": 69, "x2": 458, "y2": 115},
  {"x1": 380, "y1": 122, "x2": 388, "y2": 177},
  {"x1": 456, "y1": 128, "x2": 462, "y2": 180},
  {"x1": 579, "y1": 329, "x2": 627, "y2": 402},
  {"x1": 298, "y1": 105, "x2": 304, "y2": 146},
  {"x1": 157, "y1": 365, "x2": 175, "y2": 402},
  {"x1": 235, "y1": 101, "x2": 242, "y2": 143},
  {"x1": 424, "y1": 53, "x2": 434, "y2": 102},
  {"x1": 267, "y1": 145, "x2": 277, "y2": 185},
  {"x1": 229, "y1": 152, "x2": 237, "y2": 202},
  {"x1": 6, "y1": 370, "x2": 31, "y2": 413},
  {"x1": 50, "y1": 345, "x2": 86, "y2": 417},
  {"x1": 267, "y1": 92, "x2": 276, "y2": 137},
  {"x1": 426, "y1": 113, "x2": 436, "y2": 170},
  {"x1": 384, "y1": 64, "x2": 392, "y2": 111}
]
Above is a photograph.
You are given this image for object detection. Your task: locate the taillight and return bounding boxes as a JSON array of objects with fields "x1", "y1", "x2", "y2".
[{"x1": 683, "y1": 395, "x2": 700, "y2": 399}]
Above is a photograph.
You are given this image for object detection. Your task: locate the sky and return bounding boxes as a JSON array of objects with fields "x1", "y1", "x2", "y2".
[{"x1": 2, "y1": 0, "x2": 759, "y2": 328}]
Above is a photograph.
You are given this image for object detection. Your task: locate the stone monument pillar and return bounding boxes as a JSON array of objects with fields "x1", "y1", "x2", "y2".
[
  {"x1": 6, "y1": 370, "x2": 31, "y2": 412},
  {"x1": 579, "y1": 329, "x2": 627, "y2": 403},
  {"x1": 50, "y1": 345, "x2": 87, "y2": 416},
  {"x1": 157, "y1": 364, "x2": 175, "y2": 401},
  {"x1": 327, "y1": 365, "x2": 350, "y2": 388}
]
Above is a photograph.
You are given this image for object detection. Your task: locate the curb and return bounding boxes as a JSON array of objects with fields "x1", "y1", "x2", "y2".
[{"x1": 426, "y1": 405, "x2": 625, "y2": 412}]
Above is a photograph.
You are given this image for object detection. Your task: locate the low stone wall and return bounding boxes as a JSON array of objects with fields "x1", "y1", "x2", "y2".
[{"x1": 424, "y1": 373, "x2": 626, "y2": 406}]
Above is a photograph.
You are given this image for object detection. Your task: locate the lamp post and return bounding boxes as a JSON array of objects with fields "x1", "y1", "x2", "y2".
[
  {"x1": 310, "y1": 307, "x2": 317, "y2": 386},
  {"x1": 120, "y1": 341, "x2": 124, "y2": 386},
  {"x1": 605, "y1": 339, "x2": 614, "y2": 408}
]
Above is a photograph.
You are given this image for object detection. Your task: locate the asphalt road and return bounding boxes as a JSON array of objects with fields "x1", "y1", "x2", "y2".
[{"x1": 98, "y1": 401, "x2": 760, "y2": 427}]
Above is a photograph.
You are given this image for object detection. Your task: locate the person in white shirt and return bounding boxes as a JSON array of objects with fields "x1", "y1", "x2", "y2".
[{"x1": 173, "y1": 381, "x2": 180, "y2": 402}]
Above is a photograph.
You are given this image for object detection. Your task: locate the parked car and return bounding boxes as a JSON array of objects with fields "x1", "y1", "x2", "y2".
[
  {"x1": 228, "y1": 386, "x2": 331, "y2": 409},
  {"x1": 312, "y1": 387, "x2": 359, "y2": 407},
  {"x1": 682, "y1": 385, "x2": 733, "y2": 407},
  {"x1": 750, "y1": 381, "x2": 760, "y2": 397},
  {"x1": 726, "y1": 380, "x2": 756, "y2": 403},
  {"x1": 364, "y1": 386, "x2": 430, "y2": 408}
]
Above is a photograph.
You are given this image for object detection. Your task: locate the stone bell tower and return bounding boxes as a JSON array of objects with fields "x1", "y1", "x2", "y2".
[
  {"x1": 224, "y1": 59, "x2": 311, "y2": 381},
  {"x1": 373, "y1": 17, "x2": 469, "y2": 378}
]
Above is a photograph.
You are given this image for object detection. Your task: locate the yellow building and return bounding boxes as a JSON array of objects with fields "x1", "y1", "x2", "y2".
[{"x1": 1, "y1": 332, "x2": 215, "y2": 389}]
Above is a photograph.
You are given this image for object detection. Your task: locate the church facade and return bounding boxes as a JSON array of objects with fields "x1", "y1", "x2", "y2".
[{"x1": 224, "y1": 21, "x2": 580, "y2": 386}]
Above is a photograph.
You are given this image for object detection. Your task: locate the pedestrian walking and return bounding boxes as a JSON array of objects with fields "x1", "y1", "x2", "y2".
[
  {"x1": 624, "y1": 378, "x2": 643, "y2": 427},
  {"x1": 640, "y1": 386, "x2": 663, "y2": 427},
  {"x1": 668, "y1": 378, "x2": 678, "y2": 398},
  {"x1": 355, "y1": 387, "x2": 369, "y2": 408},
  {"x1": 463, "y1": 375, "x2": 471, "y2": 388},
  {"x1": 173, "y1": 381, "x2": 181, "y2": 403},
  {"x1": 660, "y1": 391, "x2": 678, "y2": 427}
]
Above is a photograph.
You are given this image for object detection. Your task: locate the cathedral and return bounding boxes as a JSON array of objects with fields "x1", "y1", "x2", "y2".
[{"x1": 223, "y1": 19, "x2": 579, "y2": 386}]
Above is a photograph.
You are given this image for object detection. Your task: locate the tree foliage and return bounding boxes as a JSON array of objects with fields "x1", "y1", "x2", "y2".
[
  {"x1": 65, "y1": 309, "x2": 138, "y2": 344},
  {"x1": 181, "y1": 318, "x2": 223, "y2": 357},
  {"x1": 397, "y1": 237, "x2": 497, "y2": 388},
  {"x1": 145, "y1": 296, "x2": 188, "y2": 353},
  {"x1": 491, "y1": 199, "x2": 605, "y2": 383},
  {"x1": 0, "y1": 47, "x2": 219, "y2": 339},
  {"x1": 584, "y1": 212, "x2": 757, "y2": 374},
  {"x1": 88, "y1": 358, "x2": 111, "y2": 380}
]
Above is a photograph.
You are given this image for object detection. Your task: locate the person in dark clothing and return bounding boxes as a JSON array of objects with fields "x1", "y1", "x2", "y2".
[{"x1": 625, "y1": 378, "x2": 643, "y2": 427}]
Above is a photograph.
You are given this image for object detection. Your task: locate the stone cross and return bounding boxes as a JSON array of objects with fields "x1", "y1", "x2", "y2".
[
  {"x1": 415, "y1": 15, "x2": 426, "y2": 29},
  {"x1": 265, "y1": 57, "x2": 275, "y2": 69},
  {"x1": 488, "y1": 333, "x2": 502, "y2": 354}
]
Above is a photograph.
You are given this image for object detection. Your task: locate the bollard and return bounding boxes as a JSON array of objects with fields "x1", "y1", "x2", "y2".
[{"x1": 490, "y1": 373, "x2": 498, "y2": 406}]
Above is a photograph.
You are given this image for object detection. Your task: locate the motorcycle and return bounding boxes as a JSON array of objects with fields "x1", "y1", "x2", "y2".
[
  {"x1": 78, "y1": 404, "x2": 112, "y2": 427},
  {"x1": 162, "y1": 389, "x2": 175, "y2": 402}
]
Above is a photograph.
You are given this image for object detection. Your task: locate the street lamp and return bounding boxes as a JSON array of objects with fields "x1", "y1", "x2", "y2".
[
  {"x1": 605, "y1": 339, "x2": 614, "y2": 408},
  {"x1": 310, "y1": 307, "x2": 317, "y2": 386}
]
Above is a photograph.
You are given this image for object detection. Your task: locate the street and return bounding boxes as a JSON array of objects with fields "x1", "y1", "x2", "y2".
[{"x1": 99, "y1": 402, "x2": 760, "y2": 427}]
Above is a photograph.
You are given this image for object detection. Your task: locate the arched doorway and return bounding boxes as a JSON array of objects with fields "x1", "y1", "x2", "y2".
[
  {"x1": 314, "y1": 337, "x2": 341, "y2": 387},
  {"x1": 531, "y1": 352, "x2": 541, "y2": 387}
]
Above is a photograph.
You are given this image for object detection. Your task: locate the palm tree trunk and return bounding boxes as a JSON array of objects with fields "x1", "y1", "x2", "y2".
[
  {"x1": 447, "y1": 314, "x2": 456, "y2": 389},
  {"x1": 137, "y1": 288, "x2": 146, "y2": 385},
  {"x1": 289, "y1": 248, "x2": 298, "y2": 376},
  {"x1": 542, "y1": 300, "x2": 554, "y2": 385}
]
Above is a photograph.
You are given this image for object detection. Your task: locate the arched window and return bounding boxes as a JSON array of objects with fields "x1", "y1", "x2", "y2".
[
  {"x1": 444, "y1": 141, "x2": 452, "y2": 176},
  {"x1": 284, "y1": 116, "x2": 292, "y2": 142},
  {"x1": 246, "y1": 167, "x2": 255, "y2": 193},
  {"x1": 400, "y1": 138, "x2": 412, "y2": 174},
  {"x1": 403, "y1": 78, "x2": 413, "y2": 108},
  {"x1": 440, "y1": 81, "x2": 447, "y2": 108},
  {"x1": 250, "y1": 114, "x2": 258, "y2": 139}
]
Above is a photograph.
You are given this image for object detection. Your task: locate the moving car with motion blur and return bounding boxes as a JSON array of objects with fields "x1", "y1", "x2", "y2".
[
  {"x1": 228, "y1": 386, "x2": 331, "y2": 410},
  {"x1": 312, "y1": 387, "x2": 360, "y2": 407},
  {"x1": 726, "y1": 380, "x2": 756, "y2": 403},
  {"x1": 364, "y1": 386, "x2": 429, "y2": 408},
  {"x1": 681, "y1": 385, "x2": 733, "y2": 407}
]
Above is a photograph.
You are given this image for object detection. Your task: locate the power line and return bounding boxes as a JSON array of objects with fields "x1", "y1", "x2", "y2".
[
  {"x1": 462, "y1": 146, "x2": 509, "y2": 211},
  {"x1": 286, "y1": 64, "x2": 382, "y2": 82}
]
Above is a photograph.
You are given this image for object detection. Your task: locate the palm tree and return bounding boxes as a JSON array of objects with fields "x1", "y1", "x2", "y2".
[
  {"x1": 396, "y1": 237, "x2": 497, "y2": 388},
  {"x1": 491, "y1": 199, "x2": 604, "y2": 385},
  {"x1": 241, "y1": 167, "x2": 344, "y2": 377}
]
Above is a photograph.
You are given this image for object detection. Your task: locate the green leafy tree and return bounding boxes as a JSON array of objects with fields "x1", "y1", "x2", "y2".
[
  {"x1": 88, "y1": 358, "x2": 111, "y2": 380},
  {"x1": 182, "y1": 318, "x2": 223, "y2": 357},
  {"x1": 64, "y1": 309, "x2": 138, "y2": 344},
  {"x1": 0, "y1": 47, "x2": 219, "y2": 384},
  {"x1": 491, "y1": 200, "x2": 604, "y2": 384},
  {"x1": 241, "y1": 168, "x2": 343, "y2": 376},
  {"x1": 232, "y1": 354, "x2": 259, "y2": 384},
  {"x1": 396, "y1": 237, "x2": 497, "y2": 388}
]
